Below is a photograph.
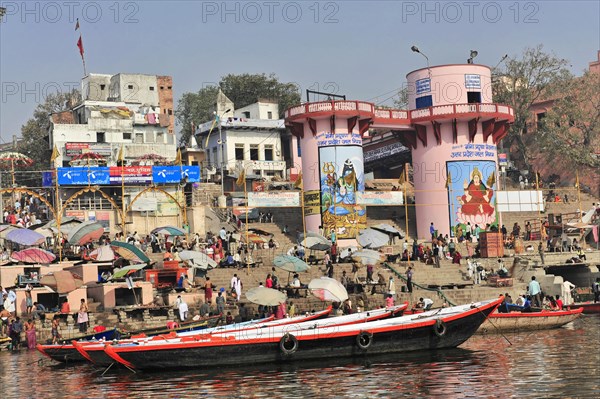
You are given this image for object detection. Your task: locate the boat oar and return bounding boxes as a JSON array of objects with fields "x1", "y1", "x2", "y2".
[{"x1": 474, "y1": 306, "x2": 512, "y2": 346}]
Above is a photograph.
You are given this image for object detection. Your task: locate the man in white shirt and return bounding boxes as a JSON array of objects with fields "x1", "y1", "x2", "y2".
[{"x1": 418, "y1": 297, "x2": 433, "y2": 310}]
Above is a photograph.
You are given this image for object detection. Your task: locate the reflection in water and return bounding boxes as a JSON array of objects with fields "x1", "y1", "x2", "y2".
[{"x1": 1, "y1": 317, "x2": 599, "y2": 398}]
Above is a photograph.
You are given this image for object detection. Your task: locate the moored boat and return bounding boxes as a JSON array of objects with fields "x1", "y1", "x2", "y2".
[
  {"x1": 567, "y1": 302, "x2": 600, "y2": 314},
  {"x1": 477, "y1": 307, "x2": 584, "y2": 333},
  {"x1": 74, "y1": 304, "x2": 406, "y2": 367},
  {"x1": 103, "y1": 298, "x2": 501, "y2": 370}
]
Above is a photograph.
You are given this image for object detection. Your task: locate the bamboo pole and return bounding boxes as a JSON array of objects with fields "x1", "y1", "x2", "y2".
[
  {"x1": 404, "y1": 163, "x2": 410, "y2": 266},
  {"x1": 576, "y1": 170, "x2": 582, "y2": 223}
]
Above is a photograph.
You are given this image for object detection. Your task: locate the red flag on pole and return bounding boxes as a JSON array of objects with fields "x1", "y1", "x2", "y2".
[{"x1": 77, "y1": 35, "x2": 84, "y2": 59}]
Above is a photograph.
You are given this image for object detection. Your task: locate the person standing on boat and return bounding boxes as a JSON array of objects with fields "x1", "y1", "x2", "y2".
[
  {"x1": 528, "y1": 276, "x2": 542, "y2": 308},
  {"x1": 593, "y1": 278, "x2": 600, "y2": 303},
  {"x1": 77, "y1": 299, "x2": 89, "y2": 333},
  {"x1": 561, "y1": 280, "x2": 576, "y2": 306}
]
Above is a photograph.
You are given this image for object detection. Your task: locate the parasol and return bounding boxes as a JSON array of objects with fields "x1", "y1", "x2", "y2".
[
  {"x1": 339, "y1": 246, "x2": 359, "y2": 261},
  {"x1": 151, "y1": 226, "x2": 186, "y2": 236},
  {"x1": 10, "y1": 248, "x2": 56, "y2": 264},
  {"x1": 273, "y1": 255, "x2": 311, "y2": 273},
  {"x1": 110, "y1": 241, "x2": 150, "y2": 264},
  {"x1": 0, "y1": 225, "x2": 21, "y2": 239},
  {"x1": 351, "y1": 249, "x2": 385, "y2": 265},
  {"x1": 131, "y1": 153, "x2": 170, "y2": 166},
  {"x1": 245, "y1": 287, "x2": 287, "y2": 306},
  {"x1": 308, "y1": 277, "x2": 349, "y2": 302},
  {"x1": 88, "y1": 245, "x2": 116, "y2": 261},
  {"x1": 111, "y1": 264, "x2": 147, "y2": 279},
  {"x1": 371, "y1": 223, "x2": 405, "y2": 238},
  {"x1": 40, "y1": 270, "x2": 83, "y2": 294},
  {"x1": 69, "y1": 152, "x2": 107, "y2": 166},
  {"x1": 179, "y1": 250, "x2": 218, "y2": 270},
  {"x1": 299, "y1": 232, "x2": 331, "y2": 251},
  {"x1": 357, "y1": 228, "x2": 389, "y2": 249},
  {"x1": 5, "y1": 228, "x2": 45, "y2": 246},
  {"x1": 0, "y1": 152, "x2": 34, "y2": 169},
  {"x1": 68, "y1": 221, "x2": 105, "y2": 245}
]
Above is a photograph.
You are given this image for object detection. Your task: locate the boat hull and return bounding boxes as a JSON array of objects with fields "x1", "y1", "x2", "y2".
[
  {"x1": 568, "y1": 302, "x2": 600, "y2": 314},
  {"x1": 478, "y1": 308, "x2": 583, "y2": 333},
  {"x1": 105, "y1": 301, "x2": 499, "y2": 370}
]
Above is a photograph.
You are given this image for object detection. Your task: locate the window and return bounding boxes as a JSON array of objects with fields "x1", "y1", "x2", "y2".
[
  {"x1": 168, "y1": 86, "x2": 172, "y2": 90},
  {"x1": 123, "y1": 132, "x2": 132, "y2": 140},
  {"x1": 135, "y1": 133, "x2": 143, "y2": 143},
  {"x1": 243, "y1": 111, "x2": 251, "y2": 118},
  {"x1": 128, "y1": 85, "x2": 134, "y2": 90},
  {"x1": 160, "y1": 86, "x2": 164, "y2": 90},
  {"x1": 267, "y1": 111, "x2": 273, "y2": 119},
  {"x1": 100, "y1": 84, "x2": 106, "y2": 90},
  {"x1": 415, "y1": 95, "x2": 433, "y2": 109},
  {"x1": 212, "y1": 147, "x2": 218, "y2": 164},
  {"x1": 537, "y1": 112, "x2": 546, "y2": 129},
  {"x1": 97, "y1": 132, "x2": 106, "y2": 143},
  {"x1": 156, "y1": 132, "x2": 164, "y2": 143},
  {"x1": 297, "y1": 136, "x2": 301, "y2": 157},
  {"x1": 467, "y1": 91, "x2": 481, "y2": 104},
  {"x1": 63, "y1": 160, "x2": 70, "y2": 167},
  {"x1": 264, "y1": 145, "x2": 274, "y2": 161},
  {"x1": 235, "y1": 144, "x2": 244, "y2": 160},
  {"x1": 250, "y1": 145, "x2": 259, "y2": 160},
  {"x1": 168, "y1": 109, "x2": 173, "y2": 115},
  {"x1": 149, "y1": 86, "x2": 155, "y2": 91}
]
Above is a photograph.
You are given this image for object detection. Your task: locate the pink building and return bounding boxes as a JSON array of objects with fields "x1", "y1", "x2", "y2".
[{"x1": 285, "y1": 63, "x2": 514, "y2": 240}]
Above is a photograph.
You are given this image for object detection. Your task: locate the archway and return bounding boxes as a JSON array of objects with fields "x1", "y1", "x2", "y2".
[
  {"x1": 126, "y1": 185, "x2": 188, "y2": 229},
  {"x1": 0, "y1": 188, "x2": 57, "y2": 219}
]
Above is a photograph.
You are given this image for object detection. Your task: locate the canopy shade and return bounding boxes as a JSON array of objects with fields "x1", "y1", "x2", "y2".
[
  {"x1": 5, "y1": 228, "x2": 45, "y2": 246},
  {"x1": 371, "y1": 223, "x2": 405, "y2": 237},
  {"x1": 308, "y1": 277, "x2": 349, "y2": 303},
  {"x1": 151, "y1": 226, "x2": 186, "y2": 236},
  {"x1": 40, "y1": 270, "x2": 83, "y2": 294},
  {"x1": 110, "y1": 241, "x2": 150, "y2": 264},
  {"x1": 351, "y1": 249, "x2": 385, "y2": 265},
  {"x1": 273, "y1": 255, "x2": 311, "y2": 273},
  {"x1": 111, "y1": 264, "x2": 147, "y2": 279},
  {"x1": 357, "y1": 228, "x2": 389, "y2": 249},
  {"x1": 179, "y1": 250, "x2": 217, "y2": 270},
  {"x1": 68, "y1": 221, "x2": 105, "y2": 245},
  {"x1": 88, "y1": 245, "x2": 115, "y2": 262},
  {"x1": 299, "y1": 232, "x2": 331, "y2": 251},
  {"x1": 245, "y1": 287, "x2": 287, "y2": 306},
  {"x1": 10, "y1": 248, "x2": 56, "y2": 264}
]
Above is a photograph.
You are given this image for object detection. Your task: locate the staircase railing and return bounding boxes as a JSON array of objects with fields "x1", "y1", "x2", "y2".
[{"x1": 383, "y1": 262, "x2": 456, "y2": 306}]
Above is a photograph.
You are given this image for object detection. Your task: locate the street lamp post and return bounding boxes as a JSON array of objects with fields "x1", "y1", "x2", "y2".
[{"x1": 216, "y1": 108, "x2": 231, "y2": 208}]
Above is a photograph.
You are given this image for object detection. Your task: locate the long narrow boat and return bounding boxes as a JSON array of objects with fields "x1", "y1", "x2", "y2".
[
  {"x1": 567, "y1": 302, "x2": 600, "y2": 314},
  {"x1": 74, "y1": 304, "x2": 406, "y2": 367},
  {"x1": 477, "y1": 307, "x2": 584, "y2": 333},
  {"x1": 36, "y1": 315, "x2": 222, "y2": 363},
  {"x1": 103, "y1": 298, "x2": 501, "y2": 370}
]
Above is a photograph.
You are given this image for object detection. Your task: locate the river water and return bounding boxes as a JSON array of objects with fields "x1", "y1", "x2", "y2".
[{"x1": 1, "y1": 316, "x2": 599, "y2": 399}]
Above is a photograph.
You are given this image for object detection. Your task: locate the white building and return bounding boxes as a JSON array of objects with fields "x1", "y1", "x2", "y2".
[
  {"x1": 49, "y1": 73, "x2": 176, "y2": 167},
  {"x1": 194, "y1": 91, "x2": 287, "y2": 182}
]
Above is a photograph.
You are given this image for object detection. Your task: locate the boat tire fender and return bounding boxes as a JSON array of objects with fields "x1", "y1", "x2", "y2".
[
  {"x1": 356, "y1": 331, "x2": 373, "y2": 350},
  {"x1": 280, "y1": 333, "x2": 298, "y2": 355},
  {"x1": 433, "y1": 319, "x2": 447, "y2": 337}
]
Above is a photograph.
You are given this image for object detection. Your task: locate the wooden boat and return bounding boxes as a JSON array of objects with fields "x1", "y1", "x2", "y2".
[
  {"x1": 103, "y1": 299, "x2": 501, "y2": 370},
  {"x1": 73, "y1": 304, "x2": 406, "y2": 367},
  {"x1": 477, "y1": 307, "x2": 584, "y2": 333},
  {"x1": 36, "y1": 315, "x2": 222, "y2": 363},
  {"x1": 567, "y1": 302, "x2": 600, "y2": 314}
]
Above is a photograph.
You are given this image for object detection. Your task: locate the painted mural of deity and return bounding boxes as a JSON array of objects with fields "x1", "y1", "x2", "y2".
[
  {"x1": 448, "y1": 161, "x2": 497, "y2": 229},
  {"x1": 319, "y1": 151, "x2": 366, "y2": 239}
]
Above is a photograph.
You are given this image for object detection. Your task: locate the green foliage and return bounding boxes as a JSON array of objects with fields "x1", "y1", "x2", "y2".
[
  {"x1": 176, "y1": 73, "x2": 300, "y2": 146},
  {"x1": 492, "y1": 45, "x2": 572, "y2": 169},
  {"x1": 17, "y1": 89, "x2": 80, "y2": 178}
]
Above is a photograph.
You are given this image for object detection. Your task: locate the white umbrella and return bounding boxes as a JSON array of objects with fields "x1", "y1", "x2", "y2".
[
  {"x1": 179, "y1": 250, "x2": 218, "y2": 270},
  {"x1": 371, "y1": 223, "x2": 405, "y2": 238},
  {"x1": 308, "y1": 277, "x2": 348, "y2": 302},
  {"x1": 352, "y1": 249, "x2": 385, "y2": 265},
  {"x1": 245, "y1": 287, "x2": 287, "y2": 306},
  {"x1": 357, "y1": 228, "x2": 389, "y2": 249},
  {"x1": 299, "y1": 232, "x2": 331, "y2": 251},
  {"x1": 339, "y1": 246, "x2": 359, "y2": 261}
]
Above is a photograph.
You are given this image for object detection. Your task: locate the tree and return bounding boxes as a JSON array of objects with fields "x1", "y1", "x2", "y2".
[
  {"x1": 17, "y1": 89, "x2": 80, "y2": 176},
  {"x1": 492, "y1": 45, "x2": 572, "y2": 170},
  {"x1": 176, "y1": 73, "x2": 300, "y2": 146},
  {"x1": 392, "y1": 87, "x2": 409, "y2": 109},
  {"x1": 537, "y1": 70, "x2": 600, "y2": 171}
]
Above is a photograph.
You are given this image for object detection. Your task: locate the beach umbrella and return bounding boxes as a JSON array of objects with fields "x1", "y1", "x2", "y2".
[
  {"x1": 110, "y1": 241, "x2": 150, "y2": 264},
  {"x1": 69, "y1": 152, "x2": 106, "y2": 166},
  {"x1": 88, "y1": 245, "x2": 115, "y2": 261},
  {"x1": 111, "y1": 264, "x2": 147, "y2": 280},
  {"x1": 5, "y1": 228, "x2": 45, "y2": 246},
  {"x1": 339, "y1": 246, "x2": 359, "y2": 261},
  {"x1": 10, "y1": 248, "x2": 56, "y2": 264},
  {"x1": 0, "y1": 225, "x2": 21, "y2": 239},
  {"x1": 371, "y1": 223, "x2": 405, "y2": 238},
  {"x1": 357, "y1": 228, "x2": 389, "y2": 249},
  {"x1": 299, "y1": 232, "x2": 331, "y2": 251},
  {"x1": 179, "y1": 250, "x2": 218, "y2": 270},
  {"x1": 132, "y1": 153, "x2": 170, "y2": 166},
  {"x1": 351, "y1": 249, "x2": 385, "y2": 265},
  {"x1": 68, "y1": 221, "x2": 105, "y2": 245},
  {"x1": 33, "y1": 227, "x2": 55, "y2": 238},
  {"x1": 40, "y1": 270, "x2": 83, "y2": 294},
  {"x1": 273, "y1": 255, "x2": 311, "y2": 273},
  {"x1": 151, "y1": 226, "x2": 186, "y2": 236},
  {"x1": 308, "y1": 277, "x2": 348, "y2": 303},
  {"x1": 245, "y1": 287, "x2": 287, "y2": 306}
]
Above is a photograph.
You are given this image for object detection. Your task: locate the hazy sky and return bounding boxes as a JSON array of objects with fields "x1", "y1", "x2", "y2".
[{"x1": 1, "y1": 0, "x2": 598, "y2": 143}]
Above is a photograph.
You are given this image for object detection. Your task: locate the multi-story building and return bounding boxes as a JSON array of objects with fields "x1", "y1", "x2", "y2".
[
  {"x1": 50, "y1": 73, "x2": 176, "y2": 167},
  {"x1": 194, "y1": 91, "x2": 288, "y2": 186}
]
